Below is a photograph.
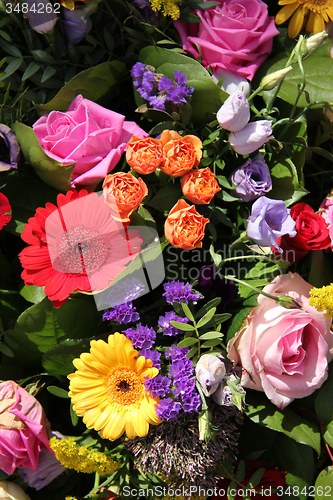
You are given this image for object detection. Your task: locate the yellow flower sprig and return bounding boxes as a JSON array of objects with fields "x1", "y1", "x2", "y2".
[
  {"x1": 149, "y1": 0, "x2": 182, "y2": 19},
  {"x1": 49, "y1": 437, "x2": 121, "y2": 476},
  {"x1": 309, "y1": 284, "x2": 333, "y2": 317}
]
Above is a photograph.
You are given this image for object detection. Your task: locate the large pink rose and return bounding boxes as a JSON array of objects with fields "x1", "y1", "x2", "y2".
[
  {"x1": 33, "y1": 95, "x2": 148, "y2": 189},
  {"x1": 0, "y1": 381, "x2": 52, "y2": 475},
  {"x1": 228, "y1": 273, "x2": 333, "y2": 409},
  {"x1": 174, "y1": 0, "x2": 279, "y2": 80}
]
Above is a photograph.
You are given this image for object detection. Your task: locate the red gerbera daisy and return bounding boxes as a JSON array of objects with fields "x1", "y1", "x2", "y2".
[
  {"x1": 0, "y1": 193, "x2": 11, "y2": 230},
  {"x1": 19, "y1": 190, "x2": 144, "y2": 308}
]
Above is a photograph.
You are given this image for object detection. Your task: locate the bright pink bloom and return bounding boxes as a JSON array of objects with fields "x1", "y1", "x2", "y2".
[
  {"x1": 174, "y1": 0, "x2": 279, "y2": 81},
  {"x1": 33, "y1": 95, "x2": 148, "y2": 189},
  {"x1": 0, "y1": 381, "x2": 51, "y2": 475},
  {"x1": 19, "y1": 190, "x2": 144, "y2": 308}
]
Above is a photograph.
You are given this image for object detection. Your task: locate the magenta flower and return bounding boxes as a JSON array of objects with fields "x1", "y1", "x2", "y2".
[{"x1": 0, "y1": 381, "x2": 51, "y2": 475}]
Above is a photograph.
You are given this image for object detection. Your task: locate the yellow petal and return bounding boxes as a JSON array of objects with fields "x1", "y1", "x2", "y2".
[
  {"x1": 313, "y1": 11, "x2": 326, "y2": 31},
  {"x1": 275, "y1": 3, "x2": 299, "y2": 24},
  {"x1": 288, "y1": 7, "x2": 306, "y2": 38},
  {"x1": 128, "y1": 409, "x2": 149, "y2": 438},
  {"x1": 100, "y1": 407, "x2": 126, "y2": 440}
]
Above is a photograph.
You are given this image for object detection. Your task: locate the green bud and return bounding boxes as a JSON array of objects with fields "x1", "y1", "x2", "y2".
[
  {"x1": 276, "y1": 295, "x2": 302, "y2": 309},
  {"x1": 260, "y1": 66, "x2": 293, "y2": 90}
]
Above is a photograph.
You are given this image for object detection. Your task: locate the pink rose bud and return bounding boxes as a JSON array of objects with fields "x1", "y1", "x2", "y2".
[
  {"x1": 0, "y1": 381, "x2": 52, "y2": 475},
  {"x1": 216, "y1": 91, "x2": 250, "y2": 132},
  {"x1": 195, "y1": 354, "x2": 226, "y2": 396},
  {"x1": 229, "y1": 120, "x2": 273, "y2": 155}
]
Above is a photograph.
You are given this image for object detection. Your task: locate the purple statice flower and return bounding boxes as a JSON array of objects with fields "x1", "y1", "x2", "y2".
[
  {"x1": 169, "y1": 358, "x2": 194, "y2": 382},
  {"x1": 230, "y1": 154, "x2": 272, "y2": 202},
  {"x1": 163, "y1": 280, "x2": 201, "y2": 305},
  {"x1": 131, "y1": 62, "x2": 146, "y2": 79},
  {"x1": 145, "y1": 374, "x2": 171, "y2": 398},
  {"x1": 247, "y1": 196, "x2": 297, "y2": 252},
  {"x1": 166, "y1": 71, "x2": 194, "y2": 105},
  {"x1": 101, "y1": 278, "x2": 145, "y2": 309},
  {"x1": 103, "y1": 301, "x2": 139, "y2": 324},
  {"x1": 229, "y1": 120, "x2": 273, "y2": 155},
  {"x1": 158, "y1": 311, "x2": 190, "y2": 336},
  {"x1": 123, "y1": 323, "x2": 156, "y2": 349},
  {"x1": 0, "y1": 124, "x2": 20, "y2": 172},
  {"x1": 172, "y1": 376, "x2": 196, "y2": 396},
  {"x1": 140, "y1": 70, "x2": 156, "y2": 100},
  {"x1": 165, "y1": 344, "x2": 189, "y2": 361},
  {"x1": 147, "y1": 93, "x2": 167, "y2": 111},
  {"x1": 158, "y1": 75, "x2": 173, "y2": 92},
  {"x1": 182, "y1": 394, "x2": 202, "y2": 412},
  {"x1": 156, "y1": 398, "x2": 182, "y2": 420},
  {"x1": 139, "y1": 348, "x2": 161, "y2": 369}
]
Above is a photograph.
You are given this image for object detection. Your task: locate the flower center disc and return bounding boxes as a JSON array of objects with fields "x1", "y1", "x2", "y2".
[
  {"x1": 56, "y1": 225, "x2": 109, "y2": 274},
  {"x1": 107, "y1": 368, "x2": 144, "y2": 406}
]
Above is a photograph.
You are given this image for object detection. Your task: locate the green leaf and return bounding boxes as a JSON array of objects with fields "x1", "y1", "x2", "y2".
[
  {"x1": 177, "y1": 337, "x2": 198, "y2": 348},
  {"x1": 146, "y1": 184, "x2": 183, "y2": 212},
  {"x1": 42, "y1": 338, "x2": 90, "y2": 378},
  {"x1": 170, "y1": 321, "x2": 195, "y2": 331},
  {"x1": 315, "y1": 365, "x2": 333, "y2": 423},
  {"x1": 70, "y1": 403, "x2": 79, "y2": 426},
  {"x1": 11, "y1": 122, "x2": 76, "y2": 192},
  {"x1": 139, "y1": 46, "x2": 228, "y2": 125},
  {"x1": 246, "y1": 390, "x2": 321, "y2": 455},
  {"x1": 199, "y1": 331, "x2": 224, "y2": 340},
  {"x1": 20, "y1": 285, "x2": 46, "y2": 304},
  {"x1": 34, "y1": 61, "x2": 127, "y2": 115},
  {"x1": 47, "y1": 386, "x2": 69, "y2": 398},
  {"x1": 201, "y1": 338, "x2": 223, "y2": 347},
  {"x1": 22, "y1": 61, "x2": 41, "y2": 81},
  {"x1": 226, "y1": 294, "x2": 258, "y2": 343},
  {"x1": 315, "y1": 467, "x2": 333, "y2": 500},
  {"x1": 31, "y1": 49, "x2": 57, "y2": 64},
  {"x1": 323, "y1": 421, "x2": 333, "y2": 448},
  {"x1": 1, "y1": 39, "x2": 22, "y2": 57},
  {"x1": 195, "y1": 297, "x2": 221, "y2": 319},
  {"x1": 182, "y1": 302, "x2": 194, "y2": 321},
  {"x1": 41, "y1": 66, "x2": 57, "y2": 83},
  {"x1": 197, "y1": 307, "x2": 216, "y2": 328},
  {"x1": 0, "y1": 58, "x2": 23, "y2": 80},
  {"x1": 267, "y1": 155, "x2": 308, "y2": 206},
  {"x1": 0, "y1": 343, "x2": 14, "y2": 357}
]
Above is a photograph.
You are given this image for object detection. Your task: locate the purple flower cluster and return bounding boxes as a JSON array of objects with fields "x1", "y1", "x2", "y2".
[
  {"x1": 163, "y1": 281, "x2": 201, "y2": 305},
  {"x1": 123, "y1": 323, "x2": 156, "y2": 350},
  {"x1": 139, "y1": 348, "x2": 162, "y2": 369},
  {"x1": 156, "y1": 345, "x2": 201, "y2": 421},
  {"x1": 103, "y1": 301, "x2": 140, "y2": 324},
  {"x1": 158, "y1": 311, "x2": 189, "y2": 336},
  {"x1": 144, "y1": 374, "x2": 171, "y2": 398},
  {"x1": 131, "y1": 63, "x2": 194, "y2": 111}
]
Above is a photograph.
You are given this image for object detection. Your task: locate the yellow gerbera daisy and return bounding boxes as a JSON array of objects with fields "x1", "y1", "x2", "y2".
[
  {"x1": 68, "y1": 332, "x2": 162, "y2": 441},
  {"x1": 275, "y1": 0, "x2": 333, "y2": 38}
]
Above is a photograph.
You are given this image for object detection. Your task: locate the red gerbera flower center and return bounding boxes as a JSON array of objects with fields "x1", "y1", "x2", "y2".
[{"x1": 55, "y1": 225, "x2": 110, "y2": 274}]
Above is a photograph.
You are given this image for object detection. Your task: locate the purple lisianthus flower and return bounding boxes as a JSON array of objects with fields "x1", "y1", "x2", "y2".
[
  {"x1": 216, "y1": 90, "x2": 250, "y2": 132},
  {"x1": 247, "y1": 196, "x2": 296, "y2": 252},
  {"x1": 24, "y1": 0, "x2": 57, "y2": 33},
  {"x1": 229, "y1": 120, "x2": 273, "y2": 155},
  {"x1": 18, "y1": 431, "x2": 65, "y2": 490},
  {"x1": 61, "y1": 2, "x2": 99, "y2": 44},
  {"x1": 158, "y1": 311, "x2": 189, "y2": 336},
  {"x1": 0, "y1": 124, "x2": 20, "y2": 172},
  {"x1": 163, "y1": 280, "x2": 201, "y2": 305},
  {"x1": 123, "y1": 323, "x2": 156, "y2": 349},
  {"x1": 230, "y1": 154, "x2": 272, "y2": 202},
  {"x1": 103, "y1": 301, "x2": 140, "y2": 324}
]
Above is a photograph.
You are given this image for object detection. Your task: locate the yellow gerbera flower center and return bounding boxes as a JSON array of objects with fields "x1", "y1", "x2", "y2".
[{"x1": 107, "y1": 368, "x2": 144, "y2": 407}]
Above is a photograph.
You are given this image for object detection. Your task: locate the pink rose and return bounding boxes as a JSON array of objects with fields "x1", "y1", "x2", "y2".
[
  {"x1": 319, "y1": 192, "x2": 333, "y2": 249},
  {"x1": 228, "y1": 273, "x2": 333, "y2": 409},
  {"x1": 33, "y1": 95, "x2": 148, "y2": 190},
  {"x1": 0, "y1": 381, "x2": 52, "y2": 475},
  {"x1": 174, "y1": 0, "x2": 279, "y2": 81}
]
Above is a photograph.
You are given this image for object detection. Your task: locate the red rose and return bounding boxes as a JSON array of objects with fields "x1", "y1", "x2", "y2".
[
  {"x1": 273, "y1": 203, "x2": 331, "y2": 262},
  {"x1": 212, "y1": 460, "x2": 286, "y2": 500},
  {"x1": 0, "y1": 193, "x2": 11, "y2": 230}
]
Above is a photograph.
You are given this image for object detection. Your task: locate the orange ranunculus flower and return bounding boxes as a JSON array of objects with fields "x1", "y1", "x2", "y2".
[
  {"x1": 103, "y1": 172, "x2": 148, "y2": 222},
  {"x1": 160, "y1": 130, "x2": 202, "y2": 177},
  {"x1": 126, "y1": 136, "x2": 163, "y2": 175},
  {"x1": 181, "y1": 167, "x2": 221, "y2": 205},
  {"x1": 164, "y1": 199, "x2": 209, "y2": 250}
]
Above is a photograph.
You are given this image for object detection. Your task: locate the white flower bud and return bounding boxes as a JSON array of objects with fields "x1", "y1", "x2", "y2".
[
  {"x1": 216, "y1": 91, "x2": 250, "y2": 132},
  {"x1": 303, "y1": 30, "x2": 328, "y2": 58},
  {"x1": 260, "y1": 66, "x2": 293, "y2": 90},
  {"x1": 195, "y1": 354, "x2": 226, "y2": 396},
  {"x1": 0, "y1": 481, "x2": 31, "y2": 500}
]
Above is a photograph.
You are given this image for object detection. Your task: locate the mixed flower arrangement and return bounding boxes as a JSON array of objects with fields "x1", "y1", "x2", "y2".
[{"x1": 1, "y1": 0, "x2": 333, "y2": 498}]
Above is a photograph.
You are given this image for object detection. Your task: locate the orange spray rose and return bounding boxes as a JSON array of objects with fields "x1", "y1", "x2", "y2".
[
  {"x1": 181, "y1": 167, "x2": 221, "y2": 204},
  {"x1": 164, "y1": 199, "x2": 209, "y2": 250},
  {"x1": 103, "y1": 172, "x2": 148, "y2": 222},
  {"x1": 126, "y1": 136, "x2": 163, "y2": 175},
  {"x1": 160, "y1": 130, "x2": 202, "y2": 177}
]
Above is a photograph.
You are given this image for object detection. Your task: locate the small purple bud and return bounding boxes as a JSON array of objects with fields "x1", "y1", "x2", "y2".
[
  {"x1": 61, "y1": 2, "x2": 100, "y2": 44},
  {"x1": 216, "y1": 91, "x2": 250, "y2": 132},
  {"x1": 25, "y1": 0, "x2": 57, "y2": 34},
  {"x1": 247, "y1": 196, "x2": 297, "y2": 252},
  {"x1": 229, "y1": 120, "x2": 273, "y2": 155},
  {"x1": 230, "y1": 153, "x2": 272, "y2": 202},
  {"x1": 0, "y1": 124, "x2": 20, "y2": 172}
]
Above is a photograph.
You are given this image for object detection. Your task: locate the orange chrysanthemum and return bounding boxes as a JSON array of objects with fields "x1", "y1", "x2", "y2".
[
  {"x1": 68, "y1": 332, "x2": 162, "y2": 441},
  {"x1": 275, "y1": 0, "x2": 333, "y2": 38}
]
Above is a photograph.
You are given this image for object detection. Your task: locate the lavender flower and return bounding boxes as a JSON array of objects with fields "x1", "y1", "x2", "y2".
[
  {"x1": 123, "y1": 323, "x2": 156, "y2": 349},
  {"x1": 247, "y1": 196, "x2": 296, "y2": 252},
  {"x1": 0, "y1": 124, "x2": 20, "y2": 172},
  {"x1": 163, "y1": 280, "x2": 201, "y2": 305},
  {"x1": 229, "y1": 120, "x2": 273, "y2": 155},
  {"x1": 103, "y1": 301, "x2": 140, "y2": 324},
  {"x1": 158, "y1": 311, "x2": 189, "y2": 336},
  {"x1": 145, "y1": 374, "x2": 171, "y2": 398},
  {"x1": 139, "y1": 348, "x2": 161, "y2": 369},
  {"x1": 61, "y1": 2, "x2": 99, "y2": 44},
  {"x1": 216, "y1": 90, "x2": 250, "y2": 132},
  {"x1": 230, "y1": 154, "x2": 272, "y2": 202},
  {"x1": 24, "y1": 0, "x2": 57, "y2": 33},
  {"x1": 18, "y1": 431, "x2": 65, "y2": 490}
]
